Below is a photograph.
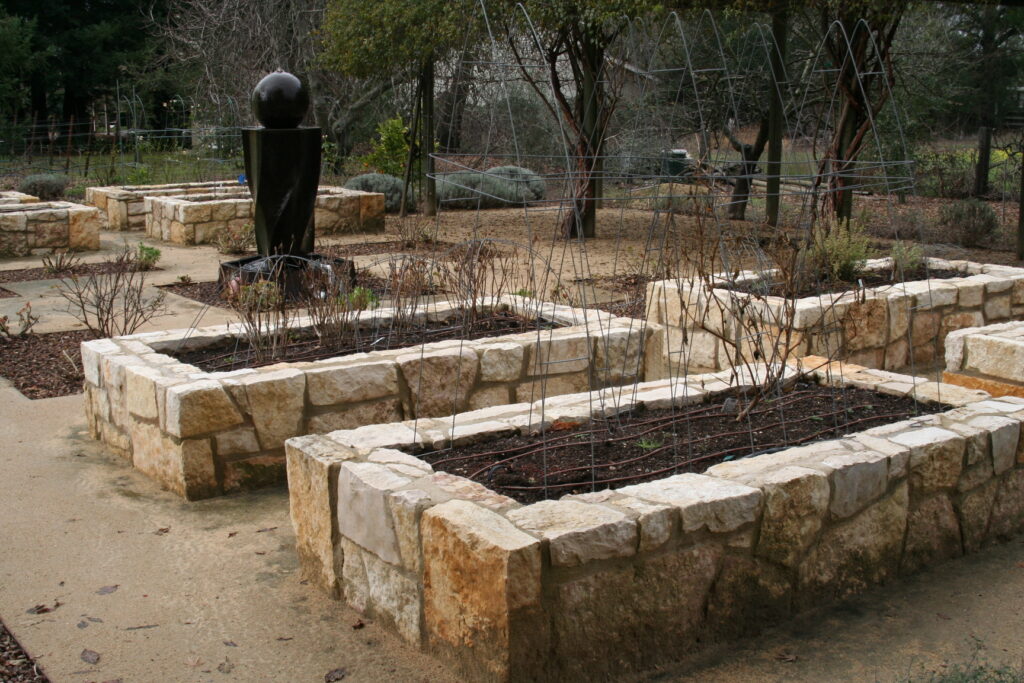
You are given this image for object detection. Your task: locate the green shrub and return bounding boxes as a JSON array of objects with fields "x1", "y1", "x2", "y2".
[
  {"x1": 360, "y1": 116, "x2": 409, "y2": 177},
  {"x1": 18, "y1": 174, "x2": 69, "y2": 200},
  {"x1": 344, "y1": 173, "x2": 413, "y2": 213},
  {"x1": 890, "y1": 240, "x2": 924, "y2": 277},
  {"x1": 912, "y1": 149, "x2": 974, "y2": 199},
  {"x1": 802, "y1": 216, "x2": 872, "y2": 283},
  {"x1": 137, "y1": 244, "x2": 161, "y2": 270},
  {"x1": 437, "y1": 165, "x2": 546, "y2": 209},
  {"x1": 938, "y1": 198, "x2": 998, "y2": 248}
]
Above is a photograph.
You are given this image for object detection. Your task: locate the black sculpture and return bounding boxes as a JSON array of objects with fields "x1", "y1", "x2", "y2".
[
  {"x1": 220, "y1": 71, "x2": 354, "y2": 298},
  {"x1": 245, "y1": 70, "x2": 320, "y2": 255}
]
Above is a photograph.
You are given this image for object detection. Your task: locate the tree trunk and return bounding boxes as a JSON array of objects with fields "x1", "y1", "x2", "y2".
[
  {"x1": 1017, "y1": 147, "x2": 1024, "y2": 260},
  {"x1": 565, "y1": 40, "x2": 602, "y2": 239},
  {"x1": 975, "y1": 125, "x2": 992, "y2": 198},
  {"x1": 726, "y1": 119, "x2": 769, "y2": 221},
  {"x1": 421, "y1": 61, "x2": 437, "y2": 217},
  {"x1": 766, "y1": 5, "x2": 788, "y2": 227}
]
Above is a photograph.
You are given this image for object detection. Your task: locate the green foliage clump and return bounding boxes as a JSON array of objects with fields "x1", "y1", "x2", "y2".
[
  {"x1": 360, "y1": 116, "x2": 409, "y2": 177},
  {"x1": 912, "y1": 149, "x2": 974, "y2": 199},
  {"x1": 437, "y1": 165, "x2": 546, "y2": 209},
  {"x1": 890, "y1": 240, "x2": 924, "y2": 278},
  {"x1": 344, "y1": 173, "x2": 413, "y2": 213},
  {"x1": 802, "y1": 217, "x2": 872, "y2": 283},
  {"x1": 344, "y1": 286, "x2": 379, "y2": 311},
  {"x1": 939, "y1": 199, "x2": 998, "y2": 248},
  {"x1": 136, "y1": 244, "x2": 161, "y2": 270},
  {"x1": 19, "y1": 174, "x2": 68, "y2": 200}
]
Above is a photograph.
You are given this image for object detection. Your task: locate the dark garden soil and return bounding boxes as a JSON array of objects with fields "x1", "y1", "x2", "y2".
[
  {"x1": 0, "y1": 263, "x2": 161, "y2": 284},
  {"x1": 725, "y1": 265, "x2": 963, "y2": 299},
  {"x1": 0, "y1": 618, "x2": 48, "y2": 682},
  {"x1": 159, "y1": 269, "x2": 441, "y2": 309},
  {"x1": 0, "y1": 286, "x2": 18, "y2": 298},
  {"x1": 173, "y1": 311, "x2": 556, "y2": 372},
  {"x1": 317, "y1": 240, "x2": 501, "y2": 261},
  {"x1": 415, "y1": 381, "x2": 945, "y2": 504},
  {"x1": 0, "y1": 329, "x2": 94, "y2": 399}
]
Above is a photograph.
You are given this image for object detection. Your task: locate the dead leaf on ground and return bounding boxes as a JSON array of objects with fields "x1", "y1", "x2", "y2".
[
  {"x1": 276, "y1": 636, "x2": 293, "y2": 641},
  {"x1": 77, "y1": 620, "x2": 89, "y2": 629},
  {"x1": 217, "y1": 658, "x2": 234, "y2": 673},
  {"x1": 937, "y1": 613, "x2": 952, "y2": 620},
  {"x1": 96, "y1": 585, "x2": 119, "y2": 595},
  {"x1": 26, "y1": 600, "x2": 61, "y2": 614},
  {"x1": 223, "y1": 640, "x2": 237, "y2": 647},
  {"x1": 154, "y1": 527, "x2": 170, "y2": 535},
  {"x1": 325, "y1": 668, "x2": 348, "y2": 682},
  {"x1": 256, "y1": 527, "x2": 278, "y2": 533},
  {"x1": 227, "y1": 532, "x2": 238, "y2": 538},
  {"x1": 774, "y1": 652, "x2": 798, "y2": 663},
  {"x1": 80, "y1": 649, "x2": 101, "y2": 665},
  {"x1": 352, "y1": 619, "x2": 365, "y2": 630}
]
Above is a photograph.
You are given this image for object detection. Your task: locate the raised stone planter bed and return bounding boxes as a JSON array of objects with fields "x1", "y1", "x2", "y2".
[
  {"x1": 944, "y1": 321, "x2": 1024, "y2": 398},
  {"x1": 0, "y1": 191, "x2": 39, "y2": 204},
  {"x1": 0, "y1": 201, "x2": 101, "y2": 256},
  {"x1": 143, "y1": 186, "x2": 385, "y2": 245},
  {"x1": 645, "y1": 258, "x2": 1024, "y2": 376},
  {"x1": 85, "y1": 180, "x2": 239, "y2": 231},
  {"x1": 286, "y1": 358, "x2": 1022, "y2": 681},
  {"x1": 81, "y1": 296, "x2": 654, "y2": 499}
]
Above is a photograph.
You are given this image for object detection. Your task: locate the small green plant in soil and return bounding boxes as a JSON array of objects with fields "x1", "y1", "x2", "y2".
[
  {"x1": 137, "y1": 244, "x2": 161, "y2": 270},
  {"x1": 514, "y1": 288, "x2": 533, "y2": 298},
  {"x1": 344, "y1": 286, "x2": 379, "y2": 311},
  {"x1": 802, "y1": 215, "x2": 873, "y2": 284},
  {"x1": 636, "y1": 436, "x2": 664, "y2": 451},
  {"x1": 890, "y1": 240, "x2": 923, "y2": 278},
  {"x1": 177, "y1": 274, "x2": 194, "y2": 285}
]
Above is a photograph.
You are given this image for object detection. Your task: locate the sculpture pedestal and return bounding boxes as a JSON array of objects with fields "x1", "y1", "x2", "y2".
[{"x1": 242, "y1": 126, "x2": 321, "y2": 255}]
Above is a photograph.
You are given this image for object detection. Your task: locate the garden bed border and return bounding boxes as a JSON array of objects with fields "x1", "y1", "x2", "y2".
[{"x1": 284, "y1": 358, "x2": 1024, "y2": 681}]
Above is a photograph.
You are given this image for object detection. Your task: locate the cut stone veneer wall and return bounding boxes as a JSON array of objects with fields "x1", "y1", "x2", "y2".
[
  {"x1": 0, "y1": 201, "x2": 101, "y2": 255},
  {"x1": 646, "y1": 258, "x2": 1024, "y2": 376},
  {"x1": 81, "y1": 296, "x2": 654, "y2": 500},
  {"x1": 944, "y1": 321, "x2": 1024, "y2": 398},
  {"x1": 0, "y1": 191, "x2": 40, "y2": 205},
  {"x1": 285, "y1": 358, "x2": 1024, "y2": 681},
  {"x1": 143, "y1": 186, "x2": 385, "y2": 245},
  {"x1": 85, "y1": 181, "x2": 239, "y2": 231}
]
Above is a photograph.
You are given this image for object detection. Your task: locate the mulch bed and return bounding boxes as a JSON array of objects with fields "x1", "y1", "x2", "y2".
[
  {"x1": 0, "y1": 263, "x2": 161, "y2": 284},
  {"x1": 0, "y1": 286, "x2": 18, "y2": 298},
  {"x1": 415, "y1": 381, "x2": 944, "y2": 504},
  {"x1": 0, "y1": 618, "x2": 48, "y2": 682},
  {"x1": 0, "y1": 330, "x2": 95, "y2": 399},
  {"x1": 173, "y1": 311, "x2": 556, "y2": 372},
  {"x1": 317, "y1": 240, "x2": 501, "y2": 261},
  {"x1": 725, "y1": 265, "x2": 963, "y2": 298},
  {"x1": 159, "y1": 269, "x2": 441, "y2": 309}
]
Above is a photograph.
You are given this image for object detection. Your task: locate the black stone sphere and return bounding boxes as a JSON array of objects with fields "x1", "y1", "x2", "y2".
[{"x1": 251, "y1": 71, "x2": 309, "y2": 129}]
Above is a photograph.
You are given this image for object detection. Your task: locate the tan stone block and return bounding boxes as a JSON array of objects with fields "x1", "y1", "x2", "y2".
[
  {"x1": 479, "y1": 342, "x2": 525, "y2": 382},
  {"x1": 307, "y1": 399, "x2": 403, "y2": 434},
  {"x1": 818, "y1": 451, "x2": 889, "y2": 518},
  {"x1": 527, "y1": 332, "x2": 593, "y2": 376},
  {"x1": 890, "y1": 427, "x2": 965, "y2": 493},
  {"x1": 797, "y1": 482, "x2": 908, "y2": 606},
  {"x1": 984, "y1": 294, "x2": 1011, "y2": 321},
  {"x1": 306, "y1": 361, "x2": 399, "y2": 405},
  {"x1": 337, "y1": 461, "x2": 412, "y2": 565},
  {"x1": 619, "y1": 473, "x2": 763, "y2": 533},
  {"x1": 210, "y1": 201, "x2": 237, "y2": 221},
  {"x1": 68, "y1": 208, "x2": 100, "y2": 250},
  {"x1": 164, "y1": 380, "x2": 244, "y2": 438},
  {"x1": 238, "y1": 368, "x2": 306, "y2": 449},
  {"x1": 959, "y1": 478, "x2": 998, "y2": 552},
  {"x1": 398, "y1": 347, "x2": 479, "y2": 418},
  {"x1": 428, "y1": 471, "x2": 517, "y2": 512},
  {"x1": 988, "y1": 468, "x2": 1024, "y2": 540},
  {"x1": 124, "y1": 364, "x2": 162, "y2": 420},
  {"x1": 968, "y1": 414, "x2": 1020, "y2": 475},
  {"x1": 285, "y1": 435, "x2": 359, "y2": 596},
  {"x1": 964, "y1": 334, "x2": 1024, "y2": 381},
  {"x1": 843, "y1": 298, "x2": 888, "y2": 351},
  {"x1": 901, "y1": 494, "x2": 962, "y2": 574},
  {"x1": 911, "y1": 311, "x2": 939, "y2": 347},
  {"x1": 706, "y1": 554, "x2": 792, "y2": 640},
  {"x1": 215, "y1": 427, "x2": 260, "y2": 456},
  {"x1": 594, "y1": 326, "x2": 646, "y2": 382},
  {"x1": 754, "y1": 466, "x2": 830, "y2": 567},
  {"x1": 422, "y1": 500, "x2": 543, "y2": 680},
  {"x1": 514, "y1": 371, "x2": 591, "y2": 404},
  {"x1": 941, "y1": 311, "x2": 984, "y2": 343},
  {"x1": 467, "y1": 385, "x2": 512, "y2": 411},
  {"x1": 507, "y1": 500, "x2": 637, "y2": 567},
  {"x1": 340, "y1": 537, "x2": 422, "y2": 644}
]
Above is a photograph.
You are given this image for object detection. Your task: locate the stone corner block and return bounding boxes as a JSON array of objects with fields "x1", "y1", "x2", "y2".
[{"x1": 506, "y1": 499, "x2": 638, "y2": 567}]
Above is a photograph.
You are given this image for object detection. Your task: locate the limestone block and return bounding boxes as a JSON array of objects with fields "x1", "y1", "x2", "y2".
[
  {"x1": 884, "y1": 338, "x2": 909, "y2": 370},
  {"x1": 215, "y1": 427, "x2": 261, "y2": 456},
  {"x1": 515, "y1": 371, "x2": 591, "y2": 404},
  {"x1": 507, "y1": 499, "x2": 637, "y2": 567},
  {"x1": 306, "y1": 360, "x2": 399, "y2": 405},
  {"x1": 843, "y1": 298, "x2": 888, "y2": 351},
  {"x1": 164, "y1": 380, "x2": 244, "y2": 438},
  {"x1": 988, "y1": 469, "x2": 1024, "y2": 541},
  {"x1": 448, "y1": 420, "x2": 516, "y2": 448},
  {"x1": 705, "y1": 554, "x2": 792, "y2": 640},
  {"x1": 81, "y1": 338, "x2": 120, "y2": 386},
  {"x1": 911, "y1": 311, "x2": 939, "y2": 347},
  {"x1": 124, "y1": 364, "x2": 163, "y2": 420},
  {"x1": 984, "y1": 294, "x2": 1011, "y2": 321},
  {"x1": 398, "y1": 347, "x2": 479, "y2": 418},
  {"x1": 336, "y1": 461, "x2": 412, "y2": 566},
  {"x1": 965, "y1": 335, "x2": 1024, "y2": 381},
  {"x1": 797, "y1": 483, "x2": 908, "y2": 606},
  {"x1": 595, "y1": 326, "x2": 646, "y2": 382},
  {"x1": 307, "y1": 399, "x2": 403, "y2": 434},
  {"x1": 68, "y1": 208, "x2": 100, "y2": 250},
  {"x1": 754, "y1": 466, "x2": 830, "y2": 567},
  {"x1": 386, "y1": 487, "x2": 435, "y2": 573},
  {"x1": 967, "y1": 415, "x2": 1020, "y2": 475},
  {"x1": 468, "y1": 385, "x2": 512, "y2": 411},
  {"x1": 619, "y1": 473, "x2": 763, "y2": 533},
  {"x1": 422, "y1": 500, "x2": 543, "y2": 681},
  {"x1": 940, "y1": 311, "x2": 984, "y2": 342},
  {"x1": 328, "y1": 422, "x2": 420, "y2": 451},
  {"x1": 959, "y1": 478, "x2": 998, "y2": 552},
  {"x1": 889, "y1": 427, "x2": 965, "y2": 493},
  {"x1": 900, "y1": 494, "x2": 962, "y2": 574},
  {"x1": 479, "y1": 342, "x2": 525, "y2": 382},
  {"x1": 817, "y1": 451, "x2": 890, "y2": 518},
  {"x1": 609, "y1": 496, "x2": 674, "y2": 552},
  {"x1": 285, "y1": 435, "x2": 359, "y2": 596},
  {"x1": 428, "y1": 472, "x2": 517, "y2": 513},
  {"x1": 954, "y1": 279, "x2": 985, "y2": 307},
  {"x1": 211, "y1": 201, "x2": 237, "y2": 221},
  {"x1": 341, "y1": 537, "x2": 422, "y2": 644},
  {"x1": 238, "y1": 368, "x2": 306, "y2": 449},
  {"x1": 527, "y1": 331, "x2": 593, "y2": 376}
]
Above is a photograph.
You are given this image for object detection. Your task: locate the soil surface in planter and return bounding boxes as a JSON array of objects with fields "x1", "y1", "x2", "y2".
[
  {"x1": 0, "y1": 263, "x2": 161, "y2": 284},
  {"x1": 172, "y1": 311, "x2": 558, "y2": 372},
  {"x1": 724, "y1": 265, "x2": 963, "y2": 298},
  {"x1": 0, "y1": 618, "x2": 47, "y2": 682},
  {"x1": 317, "y1": 240, "x2": 501, "y2": 261},
  {"x1": 0, "y1": 329, "x2": 94, "y2": 399},
  {"x1": 158, "y1": 270, "x2": 436, "y2": 309},
  {"x1": 414, "y1": 382, "x2": 945, "y2": 504}
]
